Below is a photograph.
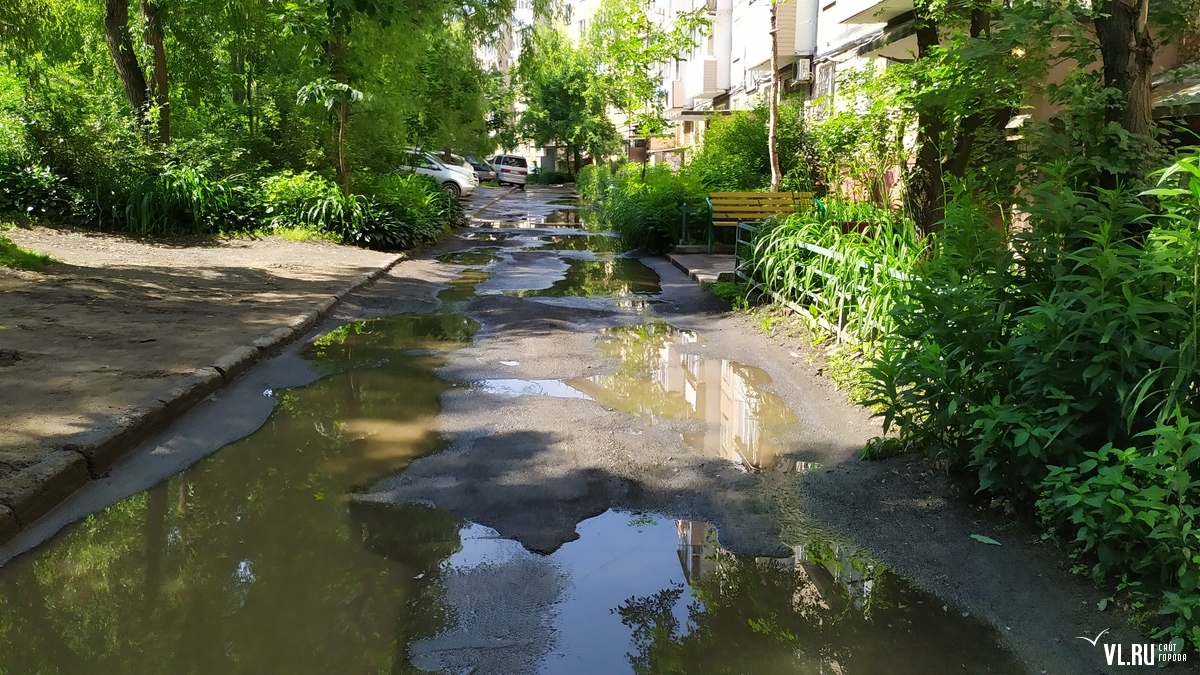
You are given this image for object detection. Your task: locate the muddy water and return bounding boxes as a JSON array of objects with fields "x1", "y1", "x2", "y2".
[
  {"x1": 0, "y1": 313, "x2": 477, "y2": 673},
  {"x1": 0, "y1": 206, "x2": 1021, "y2": 673}
]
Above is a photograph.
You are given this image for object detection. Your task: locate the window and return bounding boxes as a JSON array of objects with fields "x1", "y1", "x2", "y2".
[
  {"x1": 502, "y1": 155, "x2": 528, "y2": 168},
  {"x1": 707, "y1": 34, "x2": 714, "y2": 57},
  {"x1": 683, "y1": 121, "x2": 693, "y2": 134}
]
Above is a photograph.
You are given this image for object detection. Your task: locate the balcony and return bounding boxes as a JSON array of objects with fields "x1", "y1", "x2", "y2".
[
  {"x1": 670, "y1": 79, "x2": 690, "y2": 109},
  {"x1": 839, "y1": 0, "x2": 913, "y2": 25},
  {"x1": 742, "y1": 0, "x2": 818, "y2": 72},
  {"x1": 684, "y1": 57, "x2": 723, "y2": 99}
]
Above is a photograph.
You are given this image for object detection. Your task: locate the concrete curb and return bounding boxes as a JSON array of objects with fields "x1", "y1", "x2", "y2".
[
  {"x1": 0, "y1": 253, "x2": 406, "y2": 541},
  {"x1": 665, "y1": 253, "x2": 736, "y2": 284}
]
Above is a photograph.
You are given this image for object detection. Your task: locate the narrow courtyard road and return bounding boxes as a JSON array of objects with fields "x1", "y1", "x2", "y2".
[{"x1": 0, "y1": 187, "x2": 1137, "y2": 673}]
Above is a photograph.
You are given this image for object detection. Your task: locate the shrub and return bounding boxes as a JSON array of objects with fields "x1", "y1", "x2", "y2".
[
  {"x1": 594, "y1": 163, "x2": 705, "y2": 254},
  {"x1": 526, "y1": 167, "x2": 574, "y2": 185},
  {"x1": 684, "y1": 98, "x2": 816, "y2": 193},
  {"x1": 121, "y1": 162, "x2": 254, "y2": 235},
  {"x1": 861, "y1": 157, "x2": 1200, "y2": 648},
  {"x1": 0, "y1": 160, "x2": 77, "y2": 221}
]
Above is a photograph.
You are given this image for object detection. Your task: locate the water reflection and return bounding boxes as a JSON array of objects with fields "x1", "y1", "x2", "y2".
[
  {"x1": 437, "y1": 268, "x2": 490, "y2": 305},
  {"x1": 626, "y1": 519, "x2": 1022, "y2": 674},
  {"x1": 437, "y1": 248, "x2": 503, "y2": 266},
  {"x1": 0, "y1": 314, "x2": 477, "y2": 674},
  {"x1": 570, "y1": 324, "x2": 801, "y2": 472},
  {"x1": 533, "y1": 234, "x2": 627, "y2": 253},
  {"x1": 505, "y1": 258, "x2": 661, "y2": 299}
]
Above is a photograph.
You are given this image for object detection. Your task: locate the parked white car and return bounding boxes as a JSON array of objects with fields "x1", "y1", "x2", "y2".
[
  {"x1": 398, "y1": 149, "x2": 477, "y2": 197},
  {"x1": 489, "y1": 154, "x2": 528, "y2": 187}
]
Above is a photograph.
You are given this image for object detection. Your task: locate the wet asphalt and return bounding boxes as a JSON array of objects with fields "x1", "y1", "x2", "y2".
[{"x1": 0, "y1": 186, "x2": 1148, "y2": 674}]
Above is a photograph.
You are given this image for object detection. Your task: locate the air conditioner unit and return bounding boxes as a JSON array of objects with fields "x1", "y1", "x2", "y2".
[{"x1": 792, "y1": 57, "x2": 813, "y2": 83}]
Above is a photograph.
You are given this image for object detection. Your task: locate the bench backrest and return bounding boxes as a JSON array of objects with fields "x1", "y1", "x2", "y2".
[{"x1": 707, "y1": 191, "x2": 813, "y2": 225}]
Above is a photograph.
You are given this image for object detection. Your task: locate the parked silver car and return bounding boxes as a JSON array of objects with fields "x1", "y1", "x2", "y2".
[{"x1": 398, "y1": 148, "x2": 477, "y2": 197}]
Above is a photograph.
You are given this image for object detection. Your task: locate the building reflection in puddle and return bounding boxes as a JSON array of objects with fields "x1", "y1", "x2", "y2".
[
  {"x1": 569, "y1": 323, "x2": 801, "y2": 471},
  {"x1": 650, "y1": 516, "x2": 1020, "y2": 673}
]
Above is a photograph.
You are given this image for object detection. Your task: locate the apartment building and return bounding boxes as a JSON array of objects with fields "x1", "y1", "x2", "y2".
[{"x1": 647, "y1": 0, "x2": 914, "y2": 159}]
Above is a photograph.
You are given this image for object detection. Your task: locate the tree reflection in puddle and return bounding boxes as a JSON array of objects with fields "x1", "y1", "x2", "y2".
[
  {"x1": 616, "y1": 516, "x2": 1021, "y2": 674},
  {"x1": 504, "y1": 258, "x2": 661, "y2": 299},
  {"x1": 0, "y1": 313, "x2": 478, "y2": 674},
  {"x1": 348, "y1": 507, "x2": 1021, "y2": 674}
]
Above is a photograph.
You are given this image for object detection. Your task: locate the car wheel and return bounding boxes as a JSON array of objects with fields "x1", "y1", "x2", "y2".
[{"x1": 442, "y1": 181, "x2": 461, "y2": 197}]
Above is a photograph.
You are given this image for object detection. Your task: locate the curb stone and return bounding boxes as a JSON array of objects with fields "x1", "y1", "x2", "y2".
[{"x1": 0, "y1": 253, "x2": 405, "y2": 545}]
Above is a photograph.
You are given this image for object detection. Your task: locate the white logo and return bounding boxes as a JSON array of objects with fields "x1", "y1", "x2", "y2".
[{"x1": 1075, "y1": 631, "x2": 1188, "y2": 666}]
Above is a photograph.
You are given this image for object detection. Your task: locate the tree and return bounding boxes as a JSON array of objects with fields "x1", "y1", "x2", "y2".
[
  {"x1": 514, "y1": 26, "x2": 618, "y2": 171},
  {"x1": 585, "y1": 0, "x2": 708, "y2": 138},
  {"x1": 1094, "y1": 0, "x2": 1154, "y2": 138},
  {"x1": 102, "y1": 0, "x2": 148, "y2": 126}
]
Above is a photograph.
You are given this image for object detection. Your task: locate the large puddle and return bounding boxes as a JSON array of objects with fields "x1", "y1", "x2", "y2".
[
  {"x1": 478, "y1": 323, "x2": 803, "y2": 472},
  {"x1": 0, "y1": 197, "x2": 1020, "y2": 672},
  {"x1": 0, "y1": 312, "x2": 478, "y2": 673},
  {"x1": 505, "y1": 258, "x2": 661, "y2": 298}
]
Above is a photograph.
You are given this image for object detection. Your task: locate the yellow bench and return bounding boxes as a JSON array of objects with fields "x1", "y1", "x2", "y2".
[{"x1": 705, "y1": 191, "x2": 813, "y2": 252}]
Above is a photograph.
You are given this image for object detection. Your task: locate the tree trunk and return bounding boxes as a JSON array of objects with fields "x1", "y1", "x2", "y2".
[
  {"x1": 103, "y1": 0, "x2": 149, "y2": 126},
  {"x1": 1095, "y1": 0, "x2": 1154, "y2": 137},
  {"x1": 325, "y1": 33, "x2": 351, "y2": 196},
  {"x1": 943, "y1": 8, "x2": 1011, "y2": 180},
  {"x1": 767, "y1": 3, "x2": 782, "y2": 192},
  {"x1": 907, "y1": 19, "x2": 947, "y2": 237},
  {"x1": 139, "y1": 0, "x2": 170, "y2": 144}
]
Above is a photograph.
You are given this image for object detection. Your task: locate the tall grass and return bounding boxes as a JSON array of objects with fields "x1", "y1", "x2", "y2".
[{"x1": 749, "y1": 199, "x2": 921, "y2": 342}]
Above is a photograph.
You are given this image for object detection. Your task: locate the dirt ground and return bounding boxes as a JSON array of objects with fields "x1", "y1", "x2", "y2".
[{"x1": 0, "y1": 224, "x2": 397, "y2": 484}]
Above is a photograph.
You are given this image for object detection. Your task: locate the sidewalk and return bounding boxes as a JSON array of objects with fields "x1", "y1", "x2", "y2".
[{"x1": 0, "y1": 226, "x2": 403, "y2": 542}]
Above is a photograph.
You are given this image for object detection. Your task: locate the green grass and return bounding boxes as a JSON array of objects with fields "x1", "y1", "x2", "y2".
[
  {"x1": 0, "y1": 233, "x2": 53, "y2": 270},
  {"x1": 236, "y1": 226, "x2": 344, "y2": 244},
  {"x1": 701, "y1": 280, "x2": 751, "y2": 309}
]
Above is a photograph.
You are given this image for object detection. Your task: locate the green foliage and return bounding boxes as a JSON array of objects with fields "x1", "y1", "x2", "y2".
[
  {"x1": 861, "y1": 154, "x2": 1200, "y2": 648},
  {"x1": 0, "y1": 0, "x2": 514, "y2": 245},
  {"x1": 808, "y1": 64, "x2": 911, "y2": 200},
  {"x1": 585, "y1": 163, "x2": 705, "y2": 254},
  {"x1": 686, "y1": 97, "x2": 817, "y2": 192},
  {"x1": 525, "y1": 167, "x2": 574, "y2": 185},
  {"x1": 748, "y1": 200, "x2": 921, "y2": 342},
  {"x1": 584, "y1": 0, "x2": 709, "y2": 136},
  {"x1": 703, "y1": 281, "x2": 750, "y2": 309},
  {"x1": 514, "y1": 27, "x2": 619, "y2": 166}
]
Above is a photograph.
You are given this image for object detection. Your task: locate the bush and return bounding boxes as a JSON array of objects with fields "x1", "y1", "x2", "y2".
[
  {"x1": 587, "y1": 163, "x2": 705, "y2": 254},
  {"x1": 684, "y1": 98, "x2": 816, "y2": 193},
  {"x1": 526, "y1": 167, "x2": 574, "y2": 185},
  {"x1": 862, "y1": 157, "x2": 1200, "y2": 648},
  {"x1": 121, "y1": 163, "x2": 256, "y2": 235}
]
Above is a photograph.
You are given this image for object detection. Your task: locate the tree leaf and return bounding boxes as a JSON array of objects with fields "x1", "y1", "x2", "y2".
[{"x1": 970, "y1": 534, "x2": 1001, "y2": 546}]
